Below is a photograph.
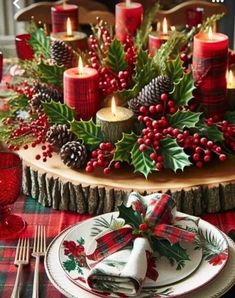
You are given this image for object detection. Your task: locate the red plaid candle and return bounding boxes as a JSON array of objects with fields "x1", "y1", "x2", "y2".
[
  {"x1": 64, "y1": 59, "x2": 99, "y2": 120},
  {"x1": 192, "y1": 29, "x2": 228, "y2": 117},
  {"x1": 51, "y1": 4, "x2": 78, "y2": 33},
  {"x1": 115, "y1": 1, "x2": 143, "y2": 42}
]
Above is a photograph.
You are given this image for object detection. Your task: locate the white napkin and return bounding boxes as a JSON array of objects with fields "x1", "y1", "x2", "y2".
[{"x1": 87, "y1": 237, "x2": 152, "y2": 296}]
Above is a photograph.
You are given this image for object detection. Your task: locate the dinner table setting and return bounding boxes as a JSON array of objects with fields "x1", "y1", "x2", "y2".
[{"x1": 1, "y1": 0, "x2": 235, "y2": 297}]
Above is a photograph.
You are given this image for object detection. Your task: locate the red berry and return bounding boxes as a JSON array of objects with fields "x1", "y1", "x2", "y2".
[
  {"x1": 139, "y1": 144, "x2": 147, "y2": 152},
  {"x1": 139, "y1": 223, "x2": 148, "y2": 231},
  {"x1": 86, "y1": 165, "x2": 94, "y2": 173},
  {"x1": 160, "y1": 93, "x2": 169, "y2": 101},
  {"x1": 35, "y1": 154, "x2": 41, "y2": 160},
  {"x1": 219, "y1": 154, "x2": 226, "y2": 161},
  {"x1": 103, "y1": 167, "x2": 111, "y2": 175},
  {"x1": 114, "y1": 162, "x2": 121, "y2": 169}
]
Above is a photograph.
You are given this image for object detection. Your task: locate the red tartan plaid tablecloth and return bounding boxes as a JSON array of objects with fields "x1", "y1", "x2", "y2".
[{"x1": 0, "y1": 195, "x2": 235, "y2": 298}]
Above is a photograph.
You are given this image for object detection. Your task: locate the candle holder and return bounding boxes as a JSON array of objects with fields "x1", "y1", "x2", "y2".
[
  {"x1": 186, "y1": 7, "x2": 204, "y2": 29},
  {"x1": 15, "y1": 33, "x2": 34, "y2": 60},
  {"x1": 51, "y1": 4, "x2": 79, "y2": 33},
  {"x1": 96, "y1": 106, "x2": 134, "y2": 143},
  {"x1": 50, "y1": 31, "x2": 87, "y2": 51}
]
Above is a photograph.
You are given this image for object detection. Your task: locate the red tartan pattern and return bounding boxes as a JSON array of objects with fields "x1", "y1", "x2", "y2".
[
  {"x1": 87, "y1": 194, "x2": 196, "y2": 263},
  {"x1": 87, "y1": 227, "x2": 134, "y2": 262},
  {"x1": 153, "y1": 224, "x2": 196, "y2": 244}
]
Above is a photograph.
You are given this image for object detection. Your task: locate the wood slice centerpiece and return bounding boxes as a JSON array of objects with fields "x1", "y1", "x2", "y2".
[{"x1": 18, "y1": 146, "x2": 235, "y2": 216}]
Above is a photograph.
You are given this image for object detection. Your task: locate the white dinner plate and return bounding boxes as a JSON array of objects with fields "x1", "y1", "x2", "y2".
[{"x1": 44, "y1": 211, "x2": 234, "y2": 298}]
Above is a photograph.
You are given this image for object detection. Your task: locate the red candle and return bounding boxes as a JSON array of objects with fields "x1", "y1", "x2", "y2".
[
  {"x1": 148, "y1": 18, "x2": 169, "y2": 56},
  {"x1": 15, "y1": 34, "x2": 34, "y2": 60},
  {"x1": 192, "y1": 28, "x2": 228, "y2": 117},
  {"x1": 115, "y1": 1, "x2": 143, "y2": 42},
  {"x1": 51, "y1": 4, "x2": 78, "y2": 33},
  {"x1": 64, "y1": 58, "x2": 99, "y2": 120}
]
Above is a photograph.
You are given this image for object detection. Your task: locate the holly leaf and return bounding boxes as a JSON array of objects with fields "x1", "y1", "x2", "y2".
[
  {"x1": 63, "y1": 256, "x2": 76, "y2": 272},
  {"x1": 38, "y1": 61, "x2": 64, "y2": 87},
  {"x1": 151, "y1": 238, "x2": 190, "y2": 270},
  {"x1": 0, "y1": 126, "x2": 11, "y2": 142},
  {"x1": 114, "y1": 132, "x2": 138, "y2": 162},
  {"x1": 117, "y1": 203, "x2": 142, "y2": 229},
  {"x1": 225, "y1": 111, "x2": 235, "y2": 124},
  {"x1": 29, "y1": 27, "x2": 51, "y2": 59},
  {"x1": 115, "y1": 84, "x2": 139, "y2": 105},
  {"x1": 160, "y1": 137, "x2": 191, "y2": 172},
  {"x1": 167, "y1": 111, "x2": 202, "y2": 130},
  {"x1": 131, "y1": 143, "x2": 155, "y2": 178},
  {"x1": 165, "y1": 56, "x2": 184, "y2": 85},
  {"x1": 70, "y1": 119, "x2": 104, "y2": 150},
  {"x1": 134, "y1": 49, "x2": 155, "y2": 89},
  {"x1": 196, "y1": 123, "x2": 224, "y2": 142},
  {"x1": 170, "y1": 72, "x2": 195, "y2": 106},
  {"x1": 43, "y1": 100, "x2": 75, "y2": 125},
  {"x1": 8, "y1": 94, "x2": 29, "y2": 111},
  {"x1": 106, "y1": 39, "x2": 127, "y2": 73}
]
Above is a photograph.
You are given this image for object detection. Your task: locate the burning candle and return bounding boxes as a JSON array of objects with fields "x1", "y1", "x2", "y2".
[
  {"x1": 192, "y1": 27, "x2": 228, "y2": 117},
  {"x1": 96, "y1": 97, "x2": 134, "y2": 142},
  {"x1": 148, "y1": 18, "x2": 169, "y2": 56},
  {"x1": 50, "y1": 17, "x2": 87, "y2": 51},
  {"x1": 115, "y1": 0, "x2": 143, "y2": 43},
  {"x1": 226, "y1": 70, "x2": 235, "y2": 110},
  {"x1": 51, "y1": 1, "x2": 79, "y2": 33},
  {"x1": 64, "y1": 57, "x2": 99, "y2": 120}
]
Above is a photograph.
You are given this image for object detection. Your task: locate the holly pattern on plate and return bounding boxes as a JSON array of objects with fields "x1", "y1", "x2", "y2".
[
  {"x1": 194, "y1": 228, "x2": 228, "y2": 266},
  {"x1": 62, "y1": 237, "x2": 88, "y2": 276}
]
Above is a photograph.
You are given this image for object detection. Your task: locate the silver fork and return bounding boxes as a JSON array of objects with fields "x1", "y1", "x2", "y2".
[
  {"x1": 32, "y1": 225, "x2": 47, "y2": 298},
  {"x1": 11, "y1": 238, "x2": 30, "y2": 298}
]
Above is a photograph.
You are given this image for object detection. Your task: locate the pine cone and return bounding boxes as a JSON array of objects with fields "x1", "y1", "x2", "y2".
[
  {"x1": 50, "y1": 40, "x2": 76, "y2": 69},
  {"x1": 128, "y1": 97, "x2": 141, "y2": 116},
  {"x1": 31, "y1": 82, "x2": 63, "y2": 111},
  {"x1": 128, "y1": 75, "x2": 173, "y2": 114},
  {"x1": 46, "y1": 124, "x2": 77, "y2": 151},
  {"x1": 60, "y1": 141, "x2": 87, "y2": 169}
]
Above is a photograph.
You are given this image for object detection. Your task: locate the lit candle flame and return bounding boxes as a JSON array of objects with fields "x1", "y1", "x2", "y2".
[
  {"x1": 162, "y1": 18, "x2": 168, "y2": 35},
  {"x1": 126, "y1": 0, "x2": 131, "y2": 7},
  {"x1": 111, "y1": 97, "x2": 116, "y2": 116},
  {"x1": 227, "y1": 70, "x2": 234, "y2": 88},
  {"x1": 63, "y1": 0, "x2": 67, "y2": 8},
  {"x1": 66, "y1": 17, "x2": 73, "y2": 37},
  {"x1": 208, "y1": 27, "x2": 213, "y2": 40},
  {"x1": 78, "y1": 56, "x2": 84, "y2": 75}
]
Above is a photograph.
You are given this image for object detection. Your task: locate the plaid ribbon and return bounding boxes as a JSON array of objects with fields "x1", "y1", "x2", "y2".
[{"x1": 87, "y1": 193, "x2": 196, "y2": 263}]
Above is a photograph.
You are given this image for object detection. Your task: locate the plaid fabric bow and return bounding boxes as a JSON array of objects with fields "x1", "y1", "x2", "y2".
[{"x1": 87, "y1": 193, "x2": 196, "y2": 262}]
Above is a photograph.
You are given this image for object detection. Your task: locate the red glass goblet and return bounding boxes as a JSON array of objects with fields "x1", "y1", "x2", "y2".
[
  {"x1": 0, "y1": 152, "x2": 26, "y2": 240},
  {"x1": 15, "y1": 33, "x2": 34, "y2": 60}
]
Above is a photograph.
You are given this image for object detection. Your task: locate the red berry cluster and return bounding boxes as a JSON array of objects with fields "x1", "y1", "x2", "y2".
[
  {"x1": 136, "y1": 93, "x2": 227, "y2": 169},
  {"x1": 88, "y1": 21, "x2": 136, "y2": 96},
  {"x1": 85, "y1": 142, "x2": 120, "y2": 174},
  {"x1": 6, "y1": 80, "x2": 34, "y2": 99},
  {"x1": 176, "y1": 132, "x2": 226, "y2": 167},
  {"x1": 5, "y1": 112, "x2": 53, "y2": 161},
  {"x1": 207, "y1": 117, "x2": 235, "y2": 151},
  {"x1": 138, "y1": 93, "x2": 177, "y2": 118}
]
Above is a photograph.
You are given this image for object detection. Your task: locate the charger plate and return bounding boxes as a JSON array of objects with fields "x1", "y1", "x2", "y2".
[{"x1": 44, "y1": 212, "x2": 234, "y2": 298}]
